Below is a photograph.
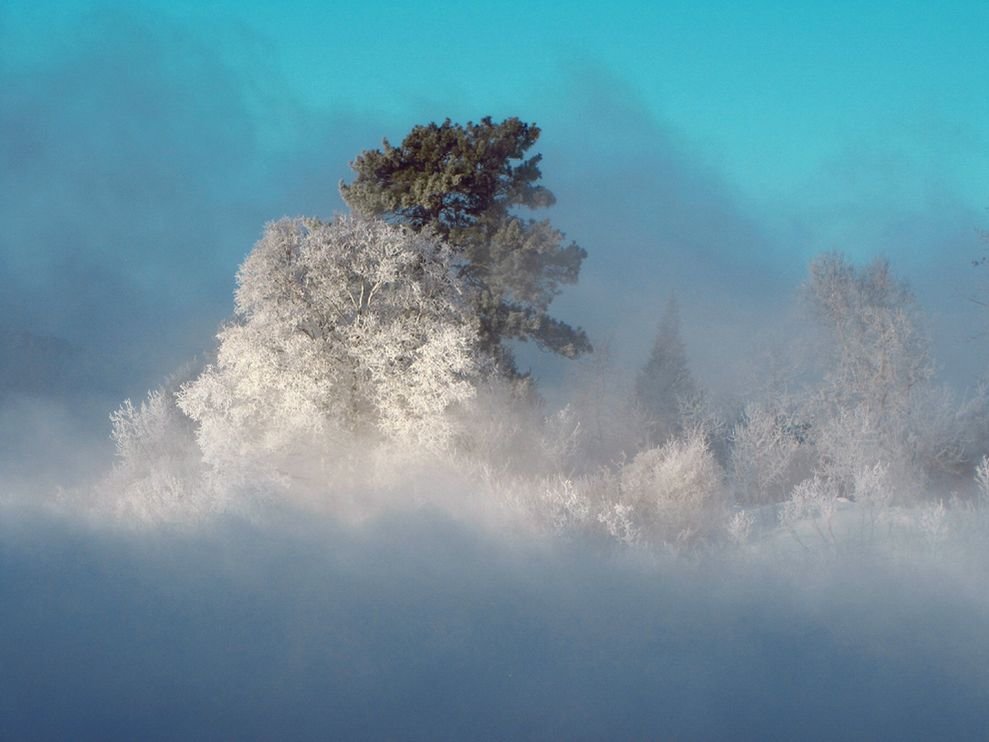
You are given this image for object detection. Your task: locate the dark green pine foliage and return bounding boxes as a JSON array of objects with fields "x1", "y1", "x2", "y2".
[
  {"x1": 635, "y1": 295, "x2": 697, "y2": 441},
  {"x1": 340, "y1": 117, "x2": 590, "y2": 373}
]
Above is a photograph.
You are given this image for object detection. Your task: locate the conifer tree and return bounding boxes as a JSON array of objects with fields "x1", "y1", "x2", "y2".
[
  {"x1": 340, "y1": 117, "x2": 589, "y2": 372},
  {"x1": 634, "y1": 295, "x2": 697, "y2": 441}
]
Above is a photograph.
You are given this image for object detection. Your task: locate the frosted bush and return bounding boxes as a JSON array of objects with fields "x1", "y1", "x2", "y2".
[
  {"x1": 730, "y1": 401, "x2": 813, "y2": 506},
  {"x1": 813, "y1": 404, "x2": 923, "y2": 503},
  {"x1": 726, "y1": 509, "x2": 755, "y2": 546},
  {"x1": 541, "y1": 475, "x2": 592, "y2": 532},
  {"x1": 976, "y1": 455, "x2": 989, "y2": 504},
  {"x1": 908, "y1": 386, "x2": 971, "y2": 483},
  {"x1": 540, "y1": 403, "x2": 583, "y2": 475},
  {"x1": 618, "y1": 431, "x2": 726, "y2": 544},
  {"x1": 780, "y1": 475, "x2": 839, "y2": 549},
  {"x1": 852, "y1": 461, "x2": 893, "y2": 538},
  {"x1": 598, "y1": 502, "x2": 641, "y2": 546},
  {"x1": 777, "y1": 464, "x2": 898, "y2": 552},
  {"x1": 100, "y1": 388, "x2": 210, "y2": 522},
  {"x1": 677, "y1": 390, "x2": 727, "y2": 452},
  {"x1": 453, "y1": 377, "x2": 549, "y2": 477}
]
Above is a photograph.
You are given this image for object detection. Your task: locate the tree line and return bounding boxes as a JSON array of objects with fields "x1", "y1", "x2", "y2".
[{"x1": 97, "y1": 117, "x2": 989, "y2": 550}]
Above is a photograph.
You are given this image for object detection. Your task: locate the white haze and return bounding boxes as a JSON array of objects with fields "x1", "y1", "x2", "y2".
[{"x1": 2, "y1": 492, "x2": 989, "y2": 740}]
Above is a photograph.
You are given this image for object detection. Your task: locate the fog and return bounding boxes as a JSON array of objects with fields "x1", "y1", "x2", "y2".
[
  {"x1": 2, "y1": 503, "x2": 989, "y2": 740},
  {"x1": 4, "y1": 3, "x2": 989, "y2": 739}
]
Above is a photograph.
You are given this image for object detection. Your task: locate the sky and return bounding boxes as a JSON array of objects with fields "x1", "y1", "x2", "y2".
[
  {"x1": 3, "y1": 0, "x2": 989, "y2": 400},
  {"x1": 10, "y1": 0, "x2": 986, "y2": 205}
]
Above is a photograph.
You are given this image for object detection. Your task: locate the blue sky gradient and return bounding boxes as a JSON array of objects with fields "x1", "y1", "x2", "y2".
[
  {"x1": 3, "y1": 0, "x2": 988, "y2": 393},
  {"x1": 8, "y1": 0, "x2": 986, "y2": 202}
]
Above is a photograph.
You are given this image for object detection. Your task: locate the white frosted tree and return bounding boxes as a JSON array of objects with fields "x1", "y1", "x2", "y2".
[
  {"x1": 177, "y1": 216, "x2": 480, "y2": 485},
  {"x1": 99, "y1": 386, "x2": 209, "y2": 521},
  {"x1": 805, "y1": 253, "x2": 932, "y2": 423},
  {"x1": 801, "y1": 253, "x2": 959, "y2": 500},
  {"x1": 616, "y1": 430, "x2": 726, "y2": 546},
  {"x1": 730, "y1": 399, "x2": 814, "y2": 506}
]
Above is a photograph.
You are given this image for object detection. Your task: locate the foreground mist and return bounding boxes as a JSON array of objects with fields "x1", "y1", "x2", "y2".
[{"x1": 2, "y1": 499, "x2": 988, "y2": 740}]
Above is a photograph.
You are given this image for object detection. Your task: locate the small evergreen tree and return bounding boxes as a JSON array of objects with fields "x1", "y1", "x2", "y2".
[{"x1": 634, "y1": 295, "x2": 697, "y2": 442}]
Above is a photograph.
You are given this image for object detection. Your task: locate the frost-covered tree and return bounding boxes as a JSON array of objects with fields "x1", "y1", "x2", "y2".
[
  {"x1": 177, "y1": 216, "x2": 480, "y2": 482},
  {"x1": 801, "y1": 253, "x2": 964, "y2": 499},
  {"x1": 100, "y1": 386, "x2": 208, "y2": 522},
  {"x1": 730, "y1": 399, "x2": 814, "y2": 506},
  {"x1": 634, "y1": 295, "x2": 697, "y2": 442},
  {"x1": 615, "y1": 430, "x2": 726, "y2": 546},
  {"x1": 341, "y1": 117, "x2": 590, "y2": 371},
  {"x1": 805, "y1": 253, "x2": 932, "y2": 421}
]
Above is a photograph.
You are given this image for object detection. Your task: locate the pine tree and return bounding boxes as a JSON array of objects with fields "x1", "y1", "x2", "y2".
[
  {"x1": 634, "y1": 295, "x2": 697, "y2": 441},
  {"x1": 340, "y1": 117, "x2": 589, "y2": 373}
]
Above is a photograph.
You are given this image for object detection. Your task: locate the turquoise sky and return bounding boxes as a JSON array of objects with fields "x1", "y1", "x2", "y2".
[
  {"x1": 8, "y1": 0, "x2": 986, "y2": 204},
  {"x1": 3, "y1": 0, "x2": 989, "y2": 388}
]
